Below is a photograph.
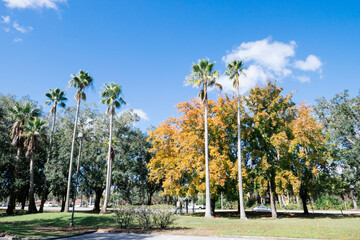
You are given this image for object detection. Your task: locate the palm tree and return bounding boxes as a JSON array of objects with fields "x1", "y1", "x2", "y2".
[
  {"x1": 7, "y1": 102, "x2": 40, "y2": 215},
  {"x1": 38, "y1": 88, "x2": 67, "y2": 213},
  {"x1": 185, "y1": 58, "x2": 222, "y2": 218},
  {"x1": 225, "y1": 60, "x2": 247, "y2": 220},
  {"x1": 65, "y1": 70, "x2": 93, "y2": 212},
  {"x1": 23, "y1": 117, "x2": 47, "y2": 213},
  {"x1": 100, "y1": 82, "x2": 125, "y2": 213}
]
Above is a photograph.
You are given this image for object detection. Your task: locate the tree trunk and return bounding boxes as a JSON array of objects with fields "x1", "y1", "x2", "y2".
[
  {"x1": 300, "y1": 185, "x2": 309, "y2": 214},
  {"x1": 39, "y1": 188, "x2": 48, "y2": 213},
  {"x1": 21, "y1": 196, "x2": 26, "y2": 210},
  {"x1": 7, "y1": 148, "x2": 22, "y2": 215},
  {"x1": 236, "y1": 87, "x2": 247, "y2": 220},
  {"x1": 6, "y1": 193, "x2": 15, "y2": 215},
  {"x1": 204, "y1": 96, "x2": 213, "y2": 218},
  {"x1": 269, "y1": 181, "x2": 277, "y2": 219},
  {"x1": 103, "y1": 112, "x2": 114, "y2": 214},
  {"x1": 351, "y1": 189, "x2": 358, "y2": 210},
  {"x1": 60, "y1": 194, "x2": 65, "y2": 212},
  {"x1": 28, "y1": 156, "x2": 38, "y2": 213},
  {"x1": 93, "y1": 189, "x2": 103, "y2": 213},
  {"x1": 40, "y1": 111, "x2": 57, "y2": 213},
  {"x1": 65, "y1": 99, "x2": 80, "y2": 212},
  {"x1": 147, "y1": 190, "x2": 154, "y2": 205},
  {"x1": 210, "y1": 198, "x2": 216, "y2": 217}
]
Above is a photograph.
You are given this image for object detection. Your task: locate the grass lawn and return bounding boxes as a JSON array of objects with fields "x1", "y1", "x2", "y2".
[{"x1": 0, "y1": 210, "x2": 359, "y2": 239}]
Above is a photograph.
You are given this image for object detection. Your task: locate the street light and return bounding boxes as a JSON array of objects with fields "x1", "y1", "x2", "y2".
[{"x1": 70, "y1": 132, "x2": 86, "y2": 227}]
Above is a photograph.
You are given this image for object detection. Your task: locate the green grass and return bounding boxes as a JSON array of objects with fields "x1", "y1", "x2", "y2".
[
  {"x1": 174, "y1": 212, "x2": 360, "y2": 239},
  {"x1": 0, "y1": 212, "x2": 116, "y2": 238},
  {"x1": 0, "y1": 211, "x2": 359, "y2": 239}
]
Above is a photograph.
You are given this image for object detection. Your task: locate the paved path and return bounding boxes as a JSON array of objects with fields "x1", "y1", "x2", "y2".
[{"x1": 62, "y1": 233, "x2": 316, "y2": 240}]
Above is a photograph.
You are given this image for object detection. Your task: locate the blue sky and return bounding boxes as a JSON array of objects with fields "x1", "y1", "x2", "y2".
[{"x1": 0, "y1": 0, "x2": 359, "y2": 130}]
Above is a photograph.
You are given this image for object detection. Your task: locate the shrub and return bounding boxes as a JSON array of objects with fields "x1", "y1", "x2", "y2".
[
  {"x1": 151, "y1": 205, "x2": 176, "y2": 229},
  {"x1": 113, "y1": 205, "x2": 135, "y2": 228},
  {"x1": 135, "y1": 205, "x2": 154, "y2": 229}
]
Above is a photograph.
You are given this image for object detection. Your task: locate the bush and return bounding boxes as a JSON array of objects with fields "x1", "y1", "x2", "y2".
[
  {"x1": 114, "y1": 205, "x2": 176, "y2": 229},
  {"x1": 135, "y1": 205, "x2": 153, "y2": 229},
  {"x1": 113, "y1": 205, "x2": 135, "y2": 228},
  {"x1": 315, "y1": 195, "x2": 343, "y2": 210},
  {"x1": 151, "y1": 205, "x2": 176, "y2": 228}
]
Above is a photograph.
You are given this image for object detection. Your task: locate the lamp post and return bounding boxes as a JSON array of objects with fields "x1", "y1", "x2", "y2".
[{"x1": 70, "y1": 132, "x2": 85, "y2": 227}]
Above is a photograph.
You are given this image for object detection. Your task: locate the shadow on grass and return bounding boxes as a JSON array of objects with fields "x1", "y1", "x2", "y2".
[
  {"x1": 0, "y1": 212, "x2": 189, "y2": 238},
  {"x1": 185, "y1": 211, "x2": 360, "y2": 220}
]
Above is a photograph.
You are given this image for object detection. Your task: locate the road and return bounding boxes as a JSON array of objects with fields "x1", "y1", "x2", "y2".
[{"x1": 63, "y1": 232, "x2": 315, "y2": 240}]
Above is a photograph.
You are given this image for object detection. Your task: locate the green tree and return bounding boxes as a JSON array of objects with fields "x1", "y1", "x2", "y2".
[
  {"x1": 245, "y1": 80, "x2": 296, "y2": 219},
  {"x1": 100, "y1": 82, "x2": 125, "y2": 213},
  {"x1": 65, "y1": 70, "x2": 93, "y2": 212},
  {"x1": 315, "y1": 90, "x2": 360, "y2": 210},
  {"x1": 185, "y1": 58, "x2": 222, "y2": 218},
  {"x1": 225, "y1": 60, "x2": 248, "y2": 220},
  {"x1": 23, "y1": 117, "x2": 47, "y2": 213},
  {"x1": 39, "y1": 88, "x2": 67, "y2": 212},
  {"x1": 7, "y1": 101, "x2": 40, "y2": 214}
]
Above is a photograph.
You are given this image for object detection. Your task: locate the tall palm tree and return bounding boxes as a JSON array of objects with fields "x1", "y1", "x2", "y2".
[
  {"x1": 7, "y1": 102, "x2": 40, "y2": 215},
  {"x1": 186, "y1": 58, "x2": 222, "y2": 218},
  {"x1": 39, "y1": 88, "x2": 67, "y2": 213},
  {"x1": 65, "y1": 70, "x2": 93, "y2": 212},
  {"x1": 100, "y1": 82, "x2": 125, "y2": 213},
  {"x1": 225, "y1": 60, "x2": 247, "y2": 220},
  {"x1": 23, "y1": 117, "x2": 47, "y2": 214},
  {"x1": 45, "y1": 88, "x2": 67, "y2": 157}
]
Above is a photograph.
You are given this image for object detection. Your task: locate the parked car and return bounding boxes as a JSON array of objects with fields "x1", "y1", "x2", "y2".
[
  {"x1": 187, "y1": 204, "x2": 205, "y2": 209},
  {"x1": 44, "y1": 202, "x2": 56, "y2": 207},
  {"x1": 252, "y1": 206, "x2": 271, "y2": 212}
]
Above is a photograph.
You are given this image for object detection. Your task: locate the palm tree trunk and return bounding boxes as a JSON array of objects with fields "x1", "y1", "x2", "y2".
[
  {"x1": 28, "y1": 156, "x2": 37, "y2": 213},
  {"x1": 39, "y1": 112, "x2": 57, "y2": 213},
  {"x1": 237, "y1": 87, "x2": 247, "y2": 220},
  {"x1": 7, "y1": 147, "x2": 22, "y2": 215},
  {"x1": 103, "y1": 112, "x2": 114, "y2": 214},
  {"x1": 65, "y1": 99, "x2": 80, "y2": 212},
  {"x1": 204, "y1": 97, "x2": 213, "y2": 218},
  {"x1": 269, "y1": 180, "x2": 277, "y2": 219}
]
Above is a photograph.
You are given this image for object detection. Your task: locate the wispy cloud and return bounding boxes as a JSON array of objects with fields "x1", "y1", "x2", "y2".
[
  {"x1": 1, "y1": 15, "x2": 10, "y2": 24},
  {"x1": 13, "y1": 37, "x2": 23, "y2": 42},
  {"x1": 3, "y1": 0, "x2": 66, "y2": 9},
  {"x1": 13, "y1": 21, "x2": 33, "y2": 33},
  {"x1": 220, "y1": 37, "x2": 323, "y2": 93},
  {"x1": 133, "y1": 109, "x2": 150, "y2": 121},
  {"x1": 295, "y1": 75, "x2": 311, "y2": 83}
]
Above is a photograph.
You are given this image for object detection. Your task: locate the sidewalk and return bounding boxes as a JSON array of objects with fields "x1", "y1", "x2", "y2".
[{"x1": 63, "y1": 233, "x2": 319, "y2": 240}]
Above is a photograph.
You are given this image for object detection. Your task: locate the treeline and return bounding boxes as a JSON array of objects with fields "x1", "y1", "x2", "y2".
[
  {"x1": 0, "y1": 70, "x2": 162, "y2": 215},
  {"x1": 148, "y1": 77, "x2": 360, "y2": 218}
]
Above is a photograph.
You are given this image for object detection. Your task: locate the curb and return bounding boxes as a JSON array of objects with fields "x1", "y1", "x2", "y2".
[{"x1": 3, "y1": 230, "x2": 97, "y2": 240}]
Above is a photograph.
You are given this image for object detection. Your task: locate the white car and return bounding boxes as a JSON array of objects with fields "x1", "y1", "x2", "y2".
[
  {"x1": 188, "y1": 204, "x2": 205, "y2": 209},
  {"x1": 44, "y1": 202, "x2": 56, "y2": 207},
  {"x1": 252, "y1": 206, "x2": 271, "y2": 212}
]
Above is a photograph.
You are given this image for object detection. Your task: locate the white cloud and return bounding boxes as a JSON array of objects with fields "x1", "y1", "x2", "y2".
[
  {"x1": 295, "y1": 75, "x2": 311, "y2": 83},
  {"x1": 3, "y1": 27, "x2": 10, "y2": 32},
  {"x1": 3, "y1": 0, "x2": 66, "y2": 9},
  {"x1": 132, "y1": 109, "x2": 149, "y2": 121},
  {"x1": 221, "y1": 37, "x2": 323, "y2": 92},
  {"x1": 1, "y1": 16, "x2": 10, "y2": 24},
  {"x1": 223, "y1": 38, "x2": 295, "y2": 77},
  {"x1": 294, "y1": 55, "x2": 322, "y2": 71},
  {"x1": 13, "y1": 21, "x2": 33, "y2": 33},
  {"x1": 13, "y1": 37, "x2": 22, "y2": 42},
  {"x1": 218, "y1": 65, "x2": 268, "y2": 94}
]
